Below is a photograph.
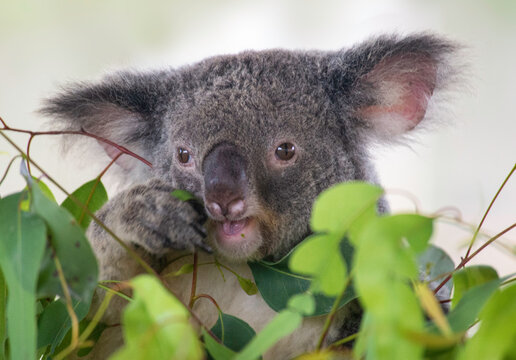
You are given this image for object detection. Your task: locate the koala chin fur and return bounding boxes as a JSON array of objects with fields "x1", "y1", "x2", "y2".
[{"x1": 42, "y1": 33, "x2": 460, "y2": 359}]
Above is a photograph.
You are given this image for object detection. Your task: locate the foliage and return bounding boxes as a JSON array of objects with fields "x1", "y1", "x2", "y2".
[{"x1": 0, "y1": 125, "x2": 514, "y2": 359}]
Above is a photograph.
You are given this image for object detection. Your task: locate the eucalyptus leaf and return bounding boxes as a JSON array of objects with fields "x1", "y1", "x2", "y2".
[
  {"x1": 248, "y1": 238, "x2": 356, "y2": 316},
  {"x1": 61, "y1": 178, "x2": 108, "y2": 230},
  {"x1": 30, "y1": 182, "x2": 99, "y2": 302},
  {"x1": 447, "y1": 277, "x2": 502, "y2": 333},
  {"x1": 451, "y1": 266, "x2": 498, "y2": 308},
  {"x1": 287, "y1": 293, "x2": 315, "y2": 316},
  {"x1": 353, "y1": 215, "x2": 433, "y2": 360},
  {"x1": 459, "y1": 283, "x2": 516, "y2": 360},
  {"x1": 171, "y1": 189, "x2": 197, "y2": 202},
  {"x1": 37, "y1": 297, "x2": 91, "y2": 354},
  {"x1": 0, "y1": 268, "x2": 7, "y2": 360},
  {"x1": 110, "y1": 275, "x2": 202, "y2": 360},
  {"x1": 237, "y1": 276, "x2": 258, "y2": 296},
  {"x1": 203, "y1": 329, "x2": 236, "y2": 360},
  {"x1": 310, "y1": 182, "x2": 383, "y2": 239},
  {"x1": 418, "y1": 245, "x2": 455, "y2": 292},
  {"x1": 289, "y1": 233, "x2": 347, "y2": 297},
  {"x1": 211, "y1": 312, "x2": 256, "y2": 352},
  {"x1": 234, "y1": 310, "x2": 302, "y2": 360},
  {"x1": 0, "y1": 192, "x2": 47, "y2": 360}
]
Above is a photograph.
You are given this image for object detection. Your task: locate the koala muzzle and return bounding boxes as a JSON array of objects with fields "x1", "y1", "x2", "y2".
[{"x1": 203, "y1": 142, "x2": 248, "y2": 220}]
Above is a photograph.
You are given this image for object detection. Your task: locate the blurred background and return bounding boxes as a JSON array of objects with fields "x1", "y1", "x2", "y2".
[{"x1": 0, "y1": 0, "x2": 514, "y2": 275}]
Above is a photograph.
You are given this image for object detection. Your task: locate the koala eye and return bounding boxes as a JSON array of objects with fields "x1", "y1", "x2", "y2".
[
  {"x1": 275, "y1": 142, "x2": 296, "y2": 161},
  {"x1": 177, "y1": 147, "x2": 191, "y2": 164}
]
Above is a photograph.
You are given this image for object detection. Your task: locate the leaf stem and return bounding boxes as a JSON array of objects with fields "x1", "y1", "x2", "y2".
[
  {"x1": 189, "y1": 251, "x2": 199, "y2": 309},
  {"x1": 0, "y1": 155, "x2": 22, "y2": 187},
  {"x1": 52, "y1": 256, "x2": 80, "y2": 360},
  {"x1": 316, "y1": 276, "x2": 351, "y2": 350},
  {"x1": 464, "y1": 163, "x2": 515, "y2": 259}
]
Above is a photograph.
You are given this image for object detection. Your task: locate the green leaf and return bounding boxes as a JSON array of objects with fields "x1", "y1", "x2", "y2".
[
  {"x1": 171, "y1": 189, "x2": 196, "y2": 202},
  {"x1": 451, "y1": 266, "x2": 498, "y2": 308},
  {"x1": 166, "y1": 263, "x2": 194, "y2": 277},
  {"x1": 33, "y1": 177, "x2": 57, "y2": 203},
  {"x1": 211, "y1": 313, "x2": 256, "y2": 352},
  {"x1": 37, "y1": 297, "x2": 91, "y2": 354},
  {"x1": 110, "y1": 275, "x2": 202, "y2": 360},
  {"x1": 447, "y1": 277, "x2": 502, "y2": 333},
  {"x1": 237, "y1": 275, "x2": 258, "y2": 296},
  {"x1": 20, "y1": 177, "x2": 57, "y2": 210},
  {"x1": 234, "y1": 310, "x2": 302, "y2": 360},
  {"x1": 289, "y1": 233, "x2": 347, "y2": 297},
  {"x1": 51, "y1": 318, "x2": 108, "y2": 357},
  {"x1": 353, "y1": 215, "x2": 433, "y2": 360},
  {"x1": 248, "y1": 238, "x2": 356, "y2": 316},
  {"x1": 287, "y1": 293, "x2": 315, "y2": 316},
  {"x1": 61, "y1": 178, "x2": 108, "y2": 230},
  {"x1": 203, "y1": 329, "x2": 236, "y2": 360},
  {"x1": 311, "y1": 182, "x2": 383, "y2": 239},
  {"x1": 459, "y1": 283, "x2": 516, "y2": 360},
  {"x1": 0, "y1": 269, "x2": 6, "y2": 360},
  {"x1": 30, "y1": 182, "x2": 99, "y2": 302},
  {"x1": 418, "y1": 245, "x2": 455, "y2": 292},
  {"x1": 0, "y1": 192, "x2": 47, "y2": 360}
]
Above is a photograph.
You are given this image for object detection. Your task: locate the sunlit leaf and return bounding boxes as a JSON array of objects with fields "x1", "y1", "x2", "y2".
[
  {"x1": 353, "y1": 215, "x2": 433, "y2": 360},
  {"x1": 459, "y1": 283, "x2": 516, "y2": 360},
  {"x1": 61, "y1": 178, "x2": 108, "y2": 230},
  {"x1": 234, "y1": 310, "x2": 302, "y2": 360},
  {"x1": 414, "y1": 283, "x2": 452, "y2": 336},
  {"x1": 0, "y1": 192, "x2": 47, "y2": 360},
  {"x1": 311, "y1": 182, "x2": 383, "y2": 239},
  {"x1": 287, "y1": 293, "x2": 315, "y2": 316},
  {"x1": 110, "y1": 275, "x2": 202, "y2": 360},
  {"x1": 289, "y1": 233, "x2": 347, "y2": 296}
]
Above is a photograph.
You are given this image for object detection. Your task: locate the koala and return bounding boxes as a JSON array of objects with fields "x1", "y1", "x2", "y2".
[{"x1": 42, "y1": 34, "x2": 459, "y2": 359}]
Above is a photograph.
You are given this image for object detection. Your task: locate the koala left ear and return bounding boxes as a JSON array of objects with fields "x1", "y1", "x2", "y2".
[{"x1": 325, "y1": 34, "x2": 461, "y2": 140}]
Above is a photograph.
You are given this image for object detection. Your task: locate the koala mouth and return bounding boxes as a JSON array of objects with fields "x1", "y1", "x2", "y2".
[{"x1": 221, "y1": 218, "x2": 250, "y2": 237}]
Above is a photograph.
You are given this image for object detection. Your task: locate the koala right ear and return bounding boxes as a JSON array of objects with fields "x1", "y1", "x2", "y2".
[
  {"x1": 40, "y1": 71, "x2": 172, "y2": 169},
  {"x1": 324, "y1": 34, "x2": 462, "y2": 141}
]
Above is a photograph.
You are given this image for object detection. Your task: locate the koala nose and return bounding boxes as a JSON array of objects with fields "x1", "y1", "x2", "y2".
[{"x1": 203, "y1": 142, "x2": 248, "y2": 219}]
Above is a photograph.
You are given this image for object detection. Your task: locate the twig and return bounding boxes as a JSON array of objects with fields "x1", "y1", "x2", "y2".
[
  {"x1": 464, "y1": 163, "x2": 515, "y2": 259},
  {"x1": 433, "y1": 222, "x2": 516, "y2": 294},
  {"x1": 0, "y1": 116, "x2": 152, "y2": 168}
]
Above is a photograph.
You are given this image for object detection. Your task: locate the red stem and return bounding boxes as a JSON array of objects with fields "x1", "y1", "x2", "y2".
[
  {"x1": 433, "y1": 222, "x2": 516, "y2": 294},
  {"x1": 0, "y1": 116, "x2": 152, "y2": 168}
]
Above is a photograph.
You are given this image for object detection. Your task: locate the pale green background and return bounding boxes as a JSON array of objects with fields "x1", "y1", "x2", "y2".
[{"x1": 1, "y1": 0, "x2": 514, "y2": 274}]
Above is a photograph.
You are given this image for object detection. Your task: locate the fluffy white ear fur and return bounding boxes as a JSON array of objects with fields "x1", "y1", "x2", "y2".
[{"x1": 357, "y1": 54, "x2": 440, "y2": 139}]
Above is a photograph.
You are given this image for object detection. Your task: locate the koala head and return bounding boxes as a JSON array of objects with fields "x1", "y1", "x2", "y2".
[{"x1": 42, "y1": 34, "x2": 459, "y2": 262}]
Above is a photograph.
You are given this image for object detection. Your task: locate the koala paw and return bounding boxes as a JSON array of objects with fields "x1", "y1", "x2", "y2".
[{"x1": 115, "y1": 179, "x2": 211, "y2": 255}]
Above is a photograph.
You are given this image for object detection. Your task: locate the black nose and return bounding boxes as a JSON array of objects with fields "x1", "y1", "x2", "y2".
[{"x1": 203, "y1": 143, "x2": 248, "y2": 219}]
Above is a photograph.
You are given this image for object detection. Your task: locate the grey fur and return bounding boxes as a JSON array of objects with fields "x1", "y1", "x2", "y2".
[{"x1": 42, "y1": 33, "x2": 460, "y2": 358}]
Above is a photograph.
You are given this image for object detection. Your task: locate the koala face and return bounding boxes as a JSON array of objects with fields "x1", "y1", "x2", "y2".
[{"x1": 42, "y1": 35, "x2": 460, "y2": 262}]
